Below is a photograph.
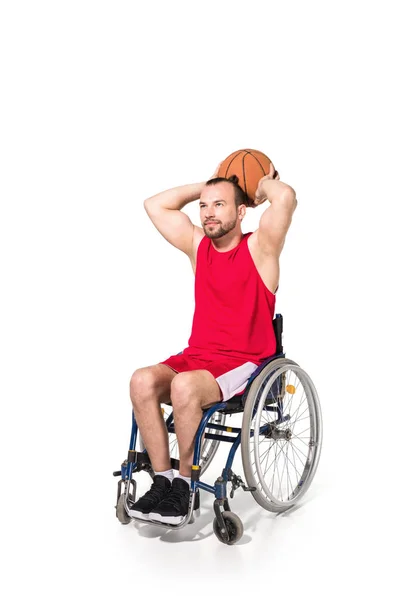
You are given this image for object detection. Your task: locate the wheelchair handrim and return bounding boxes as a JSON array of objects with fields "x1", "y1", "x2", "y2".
[{"x1": 242, "y1": 358, "x2": 323, "y2": 512}]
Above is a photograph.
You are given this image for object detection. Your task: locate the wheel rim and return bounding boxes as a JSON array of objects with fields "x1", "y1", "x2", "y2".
[{"x1": 242, "y1": 360, "x2": 322, "y2": 510}]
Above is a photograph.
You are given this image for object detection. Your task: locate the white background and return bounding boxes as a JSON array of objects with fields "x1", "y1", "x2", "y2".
[{"x1": 1, "y1": 1, "x2": 399, "y2": 597}]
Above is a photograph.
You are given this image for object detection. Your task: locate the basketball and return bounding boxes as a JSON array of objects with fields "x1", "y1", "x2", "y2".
[{"x1": 217, "y1": 149, "x2": 273, "y2": 204}]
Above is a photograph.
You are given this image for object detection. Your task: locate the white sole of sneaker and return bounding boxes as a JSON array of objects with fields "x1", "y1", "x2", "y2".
[
  {"x1": 148, "y1": 512, "x2": 186, "y2": 525},
  {"x1": 129, "y1": 510, "x2": 150, "y2": 520}
]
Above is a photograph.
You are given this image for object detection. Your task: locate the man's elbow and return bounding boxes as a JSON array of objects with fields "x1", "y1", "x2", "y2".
[
  {"x1": 281, "y1": 185, "x2": 296, "y2": 199},
  {"x1": 281, "y1": 187, "x2": 297, "y2": 211}
]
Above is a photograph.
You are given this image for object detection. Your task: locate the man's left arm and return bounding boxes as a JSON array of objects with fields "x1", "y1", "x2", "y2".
[{"x1": 254, "y1": 166, "x2": 298, "y2": 257}]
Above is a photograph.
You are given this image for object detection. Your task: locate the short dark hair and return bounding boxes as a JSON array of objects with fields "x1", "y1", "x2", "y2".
[{"x1": 205, "y1": 175, "x2": 250, "y2": 208}]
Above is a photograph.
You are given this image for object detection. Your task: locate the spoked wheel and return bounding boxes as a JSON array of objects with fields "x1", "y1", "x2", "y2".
[
  {"x1": 213, "y1": 511, "x2": 244, "y2": 545},
  {"x1": 139, "y1": 404, "x2": 226, "y2": 476},
  {"x1": 241, "y1": 358, "x2": 323, "y2": 513}
]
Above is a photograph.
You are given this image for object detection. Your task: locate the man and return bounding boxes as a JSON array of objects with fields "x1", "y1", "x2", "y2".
[{"x1": 129, "y1": 161, "x2": 297, "y2": 524}]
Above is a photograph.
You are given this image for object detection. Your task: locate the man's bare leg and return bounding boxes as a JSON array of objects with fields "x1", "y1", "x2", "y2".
[
  {"x1": 129, "y1": 364, "x2": 177, "y2": 472},
  {"x1": 170, "y1": 370, "x2": 223, "y2": 477}
]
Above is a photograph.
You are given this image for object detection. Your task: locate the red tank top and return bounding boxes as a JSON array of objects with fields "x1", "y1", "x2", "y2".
[{"x1": 183, "y1": 232, "x2": 277, "y2": 365}]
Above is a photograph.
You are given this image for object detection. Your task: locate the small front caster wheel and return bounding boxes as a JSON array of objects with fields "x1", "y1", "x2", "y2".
[
  {"x1": 213, "y1": 511, "x2": 243, "y2": 545},
  {"x1": 116, "y1": 494, "x2": 132, "y2": 525}
]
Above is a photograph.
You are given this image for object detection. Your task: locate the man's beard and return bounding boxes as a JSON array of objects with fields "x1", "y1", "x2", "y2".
[{"x1": 203, "y1": 217, "x2": 237, "y2": 239}]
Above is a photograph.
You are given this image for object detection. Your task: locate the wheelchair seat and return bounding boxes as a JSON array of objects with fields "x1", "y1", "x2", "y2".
[{"x1": 205, "y1": 313, "x2": 284, "y2": 413}]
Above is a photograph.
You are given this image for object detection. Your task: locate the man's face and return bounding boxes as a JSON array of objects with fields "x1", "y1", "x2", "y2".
[{"x1": 199, "y1": 182, "x2": 239, "y2": 239}]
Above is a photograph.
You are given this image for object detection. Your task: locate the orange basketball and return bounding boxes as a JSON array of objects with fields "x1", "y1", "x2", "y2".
[{"x1": 217, "y1": 148, "x2": 273, "y2": 204}]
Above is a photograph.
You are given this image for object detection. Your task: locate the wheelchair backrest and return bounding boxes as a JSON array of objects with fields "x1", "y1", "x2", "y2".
[{"x1": 273, "y1": 313, "x2": 283, "y2": 354}]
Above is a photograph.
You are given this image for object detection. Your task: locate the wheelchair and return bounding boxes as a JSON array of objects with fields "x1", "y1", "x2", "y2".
[{"x1": 113, "y1": 314, "x2": 323, "y2": 545}]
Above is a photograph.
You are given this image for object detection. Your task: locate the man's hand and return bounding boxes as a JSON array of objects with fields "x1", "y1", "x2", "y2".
[{"x1": 253, "y1": 163, "x2": 280, "y2": 206}]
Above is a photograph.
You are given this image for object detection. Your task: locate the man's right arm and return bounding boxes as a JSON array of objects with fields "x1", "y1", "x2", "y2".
[{"x1": 143, "y1": 182, "x2": 206, "y2": 257}]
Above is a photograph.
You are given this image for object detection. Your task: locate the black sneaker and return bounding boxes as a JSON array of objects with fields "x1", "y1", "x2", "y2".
[
  {"x1": 129, "y1": 475, "x2": 171, "y2": 520},
  {"x1": 149, "y1": 478, "x2": 198, "y2": 524}
]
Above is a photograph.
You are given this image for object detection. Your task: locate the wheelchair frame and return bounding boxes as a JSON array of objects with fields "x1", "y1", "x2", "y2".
[{"x1": 114, "y1": 314, "x2": 323, "y2": 544}]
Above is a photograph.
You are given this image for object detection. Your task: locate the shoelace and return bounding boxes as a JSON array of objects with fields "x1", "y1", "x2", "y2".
[
  {"x1": 142, "y1": 481, "x2": 170, "y2": 504},
  {"x1": 160, "y1": 488, "x2": 189, "y2": 511}
]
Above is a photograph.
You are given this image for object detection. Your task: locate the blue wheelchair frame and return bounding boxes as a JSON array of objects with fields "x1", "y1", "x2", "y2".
[{"x1": 117, "y1": 315, "x2": 288, "y2": 530}]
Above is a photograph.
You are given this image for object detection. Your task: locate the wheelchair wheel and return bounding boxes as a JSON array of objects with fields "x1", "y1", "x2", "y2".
[
  {"x1": 138, "y1": 404, "x2": 226, "y2": 475},
  {"x1": 116, "y1": 494, "x2": 132, "y2": 525},
  {"x1": 213, "y1": 511, "x2": 244, "y2": 545},
  {"x1": 241, "y1": 357, "x2": 322, "y2": 513}
]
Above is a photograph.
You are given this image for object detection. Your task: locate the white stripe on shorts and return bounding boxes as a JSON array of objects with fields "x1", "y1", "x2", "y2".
[{"x1": 216, "y1": 361, "x2": 259, "y2": 402}]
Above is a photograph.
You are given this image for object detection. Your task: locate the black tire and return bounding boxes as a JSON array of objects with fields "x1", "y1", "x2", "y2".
[
  {"x1": 116, "y1": 494, "x2": 132, "y2": 525},
  {"x1": 213, "y1": 511, "x2": 244, "y2": 545}
]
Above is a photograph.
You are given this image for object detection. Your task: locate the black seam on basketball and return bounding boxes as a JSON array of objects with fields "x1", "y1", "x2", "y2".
[
  {"x1": 249, "y1": 151, "x2": 267, "y2": 177},
  {"x1": 242, "y1": 151, "x2": 251, "y2": 197},
  {"x1": 224, "y1": 149, "x2": 245, "y2": 178}
]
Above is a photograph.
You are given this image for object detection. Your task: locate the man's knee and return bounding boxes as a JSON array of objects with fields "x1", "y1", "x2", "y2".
[
  {"x1": 130, "y1": 365, "x2": 175, "y2": 406},
  {"x1": 130, "y1": 367, "x2": 158, "y2": 401},
  {"x1": 170, "y1": 371, "x2": 223, "y2": 408},
  {"x1": 170, "y1": 372, "x2": 198, "y2": 409}
]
